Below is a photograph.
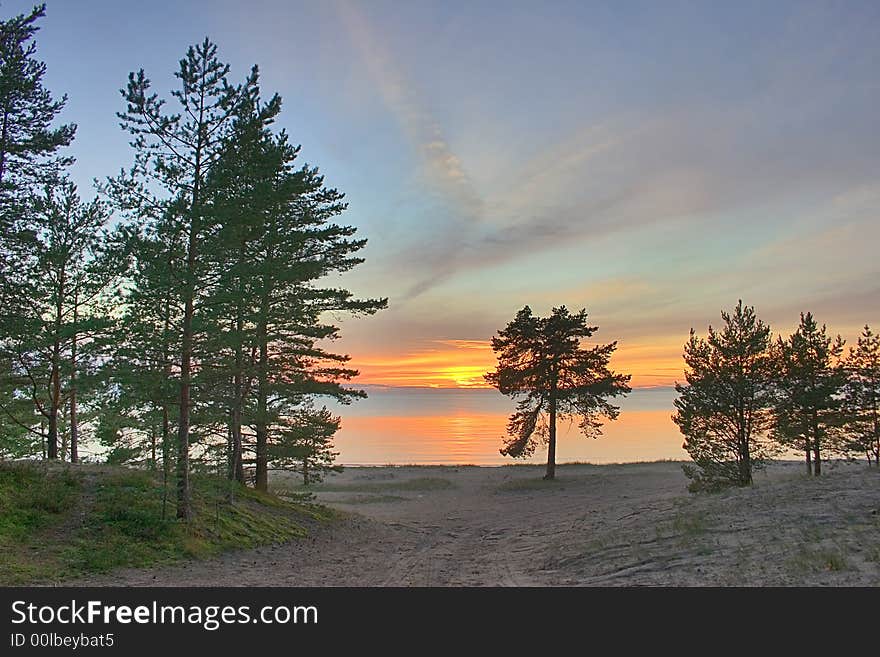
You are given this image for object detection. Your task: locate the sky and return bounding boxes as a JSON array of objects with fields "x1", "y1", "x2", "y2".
[{"x1": 6, "y1": 0, "x2": 880, "y2": 388}]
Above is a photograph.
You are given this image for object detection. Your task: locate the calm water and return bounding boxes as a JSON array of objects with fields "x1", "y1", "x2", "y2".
[{"x1": 328, "y1": 387, "x2": 686, "y2": 466}]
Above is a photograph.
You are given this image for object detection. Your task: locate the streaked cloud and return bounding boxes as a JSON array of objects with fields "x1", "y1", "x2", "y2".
[
  {"x1": 22, "y1": 0, "x2": 880, "y2": 391},
  {"x1": 333, "y1": 0, "x2": 482, "y2": 215}
]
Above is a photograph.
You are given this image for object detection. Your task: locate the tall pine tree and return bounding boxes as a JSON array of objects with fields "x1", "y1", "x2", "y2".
[
  {"x1": 112, "y1": 39, "x2": 254, "y2": 518},
  {"x1": 203, "y1": 85, "x2": 386, "y2": 491},
  {"x1": 772, "y1": 312, "x2": 846, "y2": 476},
  {"x1": 1, "y1": 3, "x2": 75, "y2": 382}
]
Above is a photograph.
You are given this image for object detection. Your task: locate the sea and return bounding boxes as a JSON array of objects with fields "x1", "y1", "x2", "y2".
[{"x1": 327, "y1": 386, "x2": 686, "y2": 466}]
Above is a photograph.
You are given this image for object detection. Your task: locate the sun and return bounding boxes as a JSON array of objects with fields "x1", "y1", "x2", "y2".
[{"x1": 438, "y1": 365, "x2": 491, "y2": 388}]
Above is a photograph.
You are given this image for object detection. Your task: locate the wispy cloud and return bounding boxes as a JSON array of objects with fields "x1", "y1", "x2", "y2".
[{"x1": 333, "y1": 0, "x2": 481, "y2": 215}]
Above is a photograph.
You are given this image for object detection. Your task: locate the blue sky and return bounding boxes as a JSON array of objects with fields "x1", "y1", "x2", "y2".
[{"x1": 7, "y1": 0, "x2": 880, "y2": 386}]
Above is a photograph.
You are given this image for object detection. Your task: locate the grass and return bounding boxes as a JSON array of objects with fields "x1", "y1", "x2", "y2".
[
  {"x1": 0, "y1": 462, "x2": 80, "y2": 540},
  {"x1": 0, "y1": 461, "x2": 334, "y2": 585},
  {"x1": 671, "y1": 510, "x2": 709, "y2": 536},
  {"x1": 787, "y1": 545, "x2": 850, "y2": 573}
]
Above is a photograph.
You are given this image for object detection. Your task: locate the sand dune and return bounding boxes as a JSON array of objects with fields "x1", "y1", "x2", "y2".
[{"x1": 74, "y1": 461, "x2": 880, "y2": 586}]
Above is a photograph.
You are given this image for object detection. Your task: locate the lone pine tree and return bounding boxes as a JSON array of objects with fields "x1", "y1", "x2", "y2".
[{"x1": 486, "y1": 305, "x2": 630, "y2": 480}]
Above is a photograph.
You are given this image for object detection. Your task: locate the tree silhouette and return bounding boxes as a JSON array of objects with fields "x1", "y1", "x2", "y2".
[
  {"x1": 673, "y1": 301, "x2": 776, "y2": 491},
  {"x1": 841, "y1": 325, "x2": 880, "y2": 466},
  {"x1": 485, "y1": 305, "x2": 630, "y2": 479},
  {"x1": 268, "y1": 404, "x2": 342, "y2": 486},
  {"x1": 772, "y1": 312, "x2": 846, "y2": 476}
]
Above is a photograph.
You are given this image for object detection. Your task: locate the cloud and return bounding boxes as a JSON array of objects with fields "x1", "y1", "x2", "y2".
[
  {"x1": 335, "y1": 0, "x2": 880, "y2": 314},
  {"x1": 333, "y1": 0, "x2": 482, "y2": 216}
]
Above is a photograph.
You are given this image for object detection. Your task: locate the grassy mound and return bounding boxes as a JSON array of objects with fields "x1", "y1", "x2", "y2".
[{"x1": 0, "y1": 461, "x2": 334, "y2": 585}]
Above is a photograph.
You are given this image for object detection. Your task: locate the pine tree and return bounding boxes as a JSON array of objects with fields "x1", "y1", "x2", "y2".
[
  {"x1": 268, "y1": 404, "x2": 342, "y2": 486},
  {"x1": 673, "y1": 301, "x2": 776, "y2": 491},
  {"x1": 198, "y1": 85, "x2": 282, "y2": 486},
  {"x1": 0, "y1": 355, "x2": 35, "y2": 457},
  {"x1": 841, "y1": 325, "x2": 880, "y2": 466},
  {"x1": 108, "y1": 228, "x2": 181, "y2": 513},
  {"x1": 202, "y1": 84, "x2": 386, "y2": 491},
  {"x1": 0, "y1": 179, "x2": 110, "y2": 459},
  {"x1": 0, "y1": 3, "x2": 75, "y2": 361},
  {"x1": 772, "y1": 312, "x2": 846, "y2": 476},
  {"x1": 112, "y1": 38, "x2": 254, "y2": 518},
  {"x1": 0, "y1": 3, "x2": 74, "y2": 192},
  {"x1": 485, "y1": 305, "x2": 631, "y2": 480}
]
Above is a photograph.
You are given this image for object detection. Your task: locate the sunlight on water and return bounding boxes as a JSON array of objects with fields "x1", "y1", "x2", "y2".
[{"x1": 330, "y1": 387, "x2": 687, "y2": 465}]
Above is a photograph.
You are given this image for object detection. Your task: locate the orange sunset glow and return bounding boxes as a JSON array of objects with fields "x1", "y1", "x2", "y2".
[
  {"x1": 349, "y1": 338, "x2": 684, "y2": 389},
  {"x1": 335, "y1": 407, "x2": 683, "y2": 465},
  {"x1": 350, "y1": 339, "x2": 494, "y2": 388}
]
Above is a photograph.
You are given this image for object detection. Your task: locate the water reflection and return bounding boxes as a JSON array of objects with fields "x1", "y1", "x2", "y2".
[{"x1": 330, "y1": 387, "x2": 686, "y2": 465}]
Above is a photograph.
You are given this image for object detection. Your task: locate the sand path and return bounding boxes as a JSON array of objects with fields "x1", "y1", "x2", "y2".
[{"x1": 73, "y1": 461, "x2": 880, "y2": 586}]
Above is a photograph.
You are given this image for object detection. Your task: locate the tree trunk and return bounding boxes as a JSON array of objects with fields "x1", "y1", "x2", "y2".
[
  {"x1": 161, "y1": 404, "x2": 170, "y2": 520},
  {"x1": 229, "y1": 235, "x2": 247, "y2": 484},
  {"x1": 47, "y1": 347, "x2": 61, "y2": 459},
  {"x1": 160, "y1": 296, "x2": 172, "y2": 519},
  {"x1": 47, "y1": 268, "x2": 65, "y2": 460},
  {"x1": 47, "y1": 407, "x2": 58, "y2": 460},
  {"x1": 176, "y1": 291, "x2": 194, "y2": 519},
  {"x1": 230, "y1": 404, "x2": 245, "y2": 483},
  {"x1": 174, "y1": 82, "x2": 208, "y2": 518},
  {"x1": 69, "y1": 286, "x2": 79, "y2": 463},
  {"x1": 872, "y1": 397, "x2": 879, "y2": 467},
  {"x1": 255, "y1": 331, "x2": 269, "y2": 492},
  {"x1": 544, "y1": 382, "x2": 557, "y2": 481},
  {"x1": 176, "y1": 173, "x2": 202, "y2": 520},
  {"x1": 229, "y1": 293, "x2": 245, "y2": 485},
  {"x1": 149, "y1": 425, "x2": 157, "y2": 471},
  {"x1": 738, "y1": 402, "x2": 751, "y2": 485},
  {"x1": 812, "y1": 412, "x2": 821, "y2": 477},
  {"x1": 740, "y1": 443, "x2": 752, "y2": 485},
  {"x1": 805, "y1": 439, "x2": 812, "y2": 476}
]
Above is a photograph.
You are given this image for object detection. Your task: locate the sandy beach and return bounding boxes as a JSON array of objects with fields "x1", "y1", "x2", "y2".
[{"x1": 71, "y1": 460, "x2": 880, "y2": 587}]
